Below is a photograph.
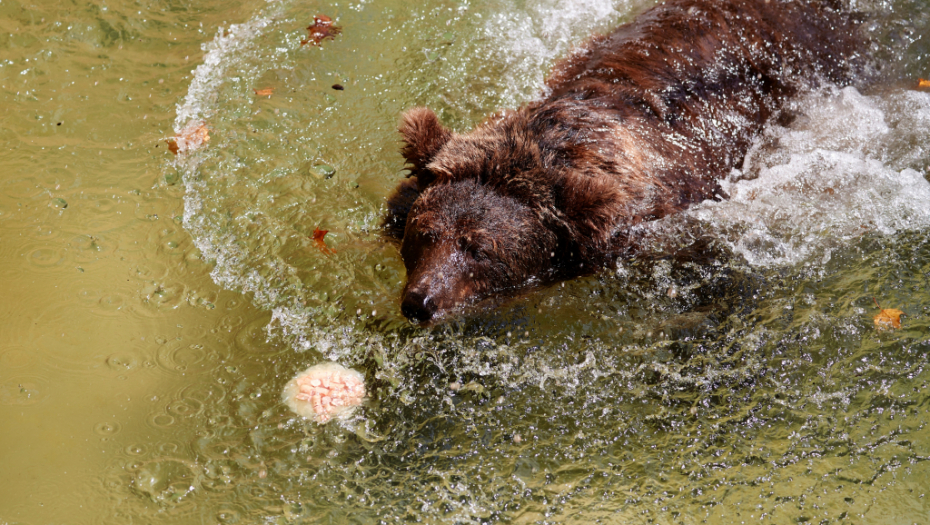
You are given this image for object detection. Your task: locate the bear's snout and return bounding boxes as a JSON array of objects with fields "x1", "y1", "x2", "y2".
[{"x1": 401, "y1": 288, "x2": 437, "y2": 323}]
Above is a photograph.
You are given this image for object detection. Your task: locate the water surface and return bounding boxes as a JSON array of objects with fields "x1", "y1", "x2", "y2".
[{"x1": 2, "y1": 0, "x2": 930, "y2": 523}]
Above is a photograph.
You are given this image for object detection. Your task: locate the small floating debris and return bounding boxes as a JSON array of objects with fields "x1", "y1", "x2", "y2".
[
  {"x1": 312, "y1": 226, "x2": 335, "y2": 254},
  {"x1": 283, "y1": 362, "x2": 365, "y2": 423},
  {"x1": 166, "y1": 120, "x2": 210, "y2": 155},
  {"x1": 874, "y1": 308, "x2": 904, "y2": 329},
  {"x1": 872, "y1": 297, "x2": 904, "y2": 330},
  {"x1": 301, "y1": 15, "x2": 341, "y2": 47}
]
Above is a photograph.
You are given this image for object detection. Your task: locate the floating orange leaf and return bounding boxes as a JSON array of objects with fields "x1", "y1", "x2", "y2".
[
  {"x1": 872, "y1": 297, "x2": 904, "y2": 329},
  {"x1": 874, "y1": 308, "x2": 904, "y2": 329},
  {"x1": 313, "y1": 227, "x2": 335, "y2": 254},
  {"x1": 301, "y1": 15, "x2": 342, "y2": 46},
  {"x1": 919, "y1": 78, "x2": 930, "y2": 88},
  {"x1": 253, "y1": 87, "x2": 275, "y2": 97},
  {"x1": 166, "y1": 120, "x2": 210, "y2": 155}
]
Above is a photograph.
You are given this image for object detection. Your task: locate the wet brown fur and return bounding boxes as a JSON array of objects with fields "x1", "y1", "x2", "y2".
[{"x1": 386, "y1": 0, "x2": 863, "y2": 322}]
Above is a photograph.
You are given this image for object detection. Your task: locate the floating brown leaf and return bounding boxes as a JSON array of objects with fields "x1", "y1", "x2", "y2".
[
  {"x1": 254, "y1": 87, "x2": 275, "y2": 97},
  {"x1": 872, "y1": 298, "x2": 904, "y2": 329},
  {"x1": 301, "y1": 15, "x2": 342, "y2": 46},
  {"x1": 313, "y1": 227, "x2": 335, "y2": 254},
  {"x1": 874, "y1": 308, "x2": 904, "y2": 329},
  {"x1": 166, "y1": 120, "x2": 210, "y2": 155}
]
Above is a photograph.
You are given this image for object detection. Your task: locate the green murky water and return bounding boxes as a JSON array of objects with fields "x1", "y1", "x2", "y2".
[{"x1": 2, "y1": 0, "x2": 930, "y2": 523}]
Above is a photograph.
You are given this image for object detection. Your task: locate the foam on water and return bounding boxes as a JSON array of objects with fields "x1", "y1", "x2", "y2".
[
  {"x1": 174, "y1": 13, "x2": 280, "y2": 130},
  {"x1": 686, "y1": 86, "x2": 930, "y2": 267},
  {"x1": 482, "y1": 0, "x2": 644, "y2": 105}
]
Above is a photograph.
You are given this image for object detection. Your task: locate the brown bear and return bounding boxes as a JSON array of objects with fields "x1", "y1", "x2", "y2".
[{"x1": 385, "y1": 0, "x2": 862, "y2": 323}]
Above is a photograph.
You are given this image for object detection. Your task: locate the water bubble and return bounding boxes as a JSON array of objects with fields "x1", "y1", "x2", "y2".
[
  {"x1": 94, "y1": 421, "x2": 122, "y2": 436},
  {"x1": 0, "y1": 376, "x2": 49, "y2": 406},
  {"x1": 140, "y1": 281, "x2": 186, "y2": 309},
  {"x1": 68, "y1": 234, "x2": 116, "y2": 262},
  {"x1": 125, "y1": 443, "x2": 148, "y2": 457},
  {"x1": 106, "y1": 351, "x2": 141, "y2": 372}
]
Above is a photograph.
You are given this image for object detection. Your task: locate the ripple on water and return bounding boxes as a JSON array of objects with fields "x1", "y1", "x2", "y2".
[
  {"x1": 139, "y1": 281, "x2": 187, "y2": 310},
  {"x1": 0, "y1": 375, "x2": 50, "y2": 406},
  {"x1": 155, "y1": 341, "x2": 209, "y2": 372},
  {"x1": 130, "y1": 259, "x2": 169, "y2": 281},
  {"x1": 23, "y1": 243, "x2": 67, "y2": 270},
  {"x1": 2, "y1": 176, "x2": 48, "y2": 200},
  {"x1": 215, "y1": 505, "x2": 246, "y2": 524},
  {"x1": 70, "y1": 193, "x2": 139, "y2": 232},
  {"x1": 0, "y1": 346, "x2": 34, "y2": 369},
  {"x1": 166, "y1": 397, "x2": 205, "y2": 418},
  {"x1": 105, "y1": 350, "x2": 143, "y2": 373},
  {"x1": 146, "y1": 411, "x2": 177, "y2": 429},
  {"x1": 124, "y1": 443, "x2": 148, "y2": 457},
  {"x1": 68, "y1": 233, "x2": 118, "y2": 264},
  {"x1": 156, "y1": 227, "x2": 195, "y2": 259},
  {"x1": 128, "y1": 457, "x2": 201, "y2": 509},
  {"x1": 83, "y1": 194, "x2": 120, "y2": 215},
  {"x1": 74, "y1": 285, "x2": 102, "y2": 305},
  {"x1": 96, "y1": 293, "x2": 127, "y2": 316},
  {"x1": 216, "y1": 314, "x2": 244, "y2": 334},
  {"x1": 31, "y1": 224, "x2": 61, "y2": 240},
  {"x1": 180, "y1": 381, "x2": 228, "y2": 406},
  {"x1": 202, "y1": 459, "x2": 250, "y2": 492},
  {"x1": 132, "y1": 194, "x2": 178, "y2": 223},
  {"x1": 234, "y1": 315, "x2": 285, "y2": 356},
  {"x1": 94, "y1": 421, "x2": 122, "y2": 436}
]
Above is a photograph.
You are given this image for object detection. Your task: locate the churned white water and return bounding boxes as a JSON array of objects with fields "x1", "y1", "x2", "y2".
[
  {"x1": 688, "y1": 86, "x2": 930, "y2": 266},
  {"x1": 482, "y1": 0, "x2": 644, "y2": 104},
  {"x1": 174, "y1": 16, "x2": 276, "y2": 130}
]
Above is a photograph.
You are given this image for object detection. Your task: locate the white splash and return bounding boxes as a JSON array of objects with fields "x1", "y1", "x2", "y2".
[
  {"x1": 482, "y1": 0, "x2": 644, "y2": 104},
  {"x1": 689, "y1": 86, "x2": 930, "y2": 266},
  {"x1": 174, "y1": 14, "x2": 278, "y2": 132}
]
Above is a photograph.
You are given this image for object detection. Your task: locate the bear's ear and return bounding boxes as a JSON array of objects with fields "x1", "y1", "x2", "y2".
[{"x1": 400, "y1": 107, "x2": 451, "y2": 185}]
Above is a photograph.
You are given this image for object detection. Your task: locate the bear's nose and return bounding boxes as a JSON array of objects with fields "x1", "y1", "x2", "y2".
[{"x1": 401, "y1": 290, "x2": 436, "y2": 323}]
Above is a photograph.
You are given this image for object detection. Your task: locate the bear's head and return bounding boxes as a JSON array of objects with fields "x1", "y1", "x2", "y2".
[{"x1": 396, "y1": 107, "x2": 558, "y2": 323}]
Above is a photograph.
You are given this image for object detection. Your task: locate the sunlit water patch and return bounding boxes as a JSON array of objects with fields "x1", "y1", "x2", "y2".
[{"x1": 168, "y1": 0, "x2": 930, "y2": 522}]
